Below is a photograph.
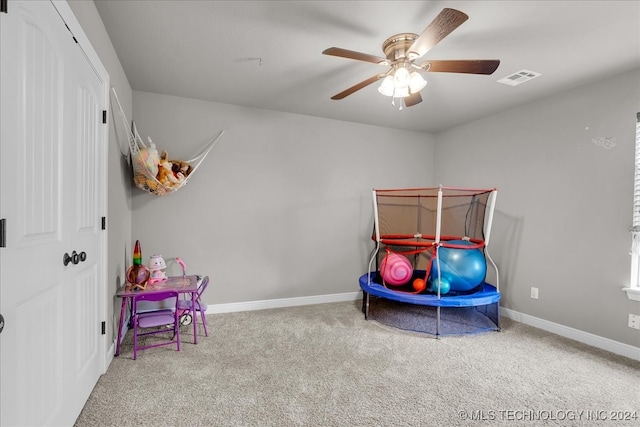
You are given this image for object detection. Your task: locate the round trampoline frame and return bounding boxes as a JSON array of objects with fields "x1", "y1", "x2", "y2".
[{"x1": 361, "y1": 186, "x2": 501, "y2": 336}]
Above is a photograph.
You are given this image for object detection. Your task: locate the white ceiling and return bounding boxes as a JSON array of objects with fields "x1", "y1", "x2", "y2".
[{"x1": 94, "y1": 0, "x2": 640, "y2": 134}]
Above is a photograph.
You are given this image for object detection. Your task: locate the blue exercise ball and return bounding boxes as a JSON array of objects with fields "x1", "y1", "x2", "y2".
[{"x1": 429, "y1": 240, "x2": 486, "y2": 292}]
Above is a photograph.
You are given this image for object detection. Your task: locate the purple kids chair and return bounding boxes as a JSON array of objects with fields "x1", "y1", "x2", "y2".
[
  {"x1": 132, "y1": 290, "x2": 181, "y2": 360},
  {"x1": 177, "y1": 276, "x2": 209, "y2": 337}
]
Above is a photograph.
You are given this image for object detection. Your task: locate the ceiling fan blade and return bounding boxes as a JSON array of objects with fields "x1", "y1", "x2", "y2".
[
  {"x1": 404, "y1": 92, "x2": 422, "y2": 107},
  {"x1": 408, "y1": 8, "x2": 469, "y2": 59},
  {"x1": 323, "y1": 47, "x2": 389, "y2": 65},
  {"x1": 330, "y1": 74, "x2": 384, "y2": 100},
  {"x1": 421, "y1": 59, "x2": 500, "y2": 75}
]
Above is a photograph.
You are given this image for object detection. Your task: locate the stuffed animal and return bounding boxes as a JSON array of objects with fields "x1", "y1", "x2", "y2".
[
  {"x1": 147, "y1": 254, "x2": 168, "y2": 285},
  {"x1": 134, "y1": 173, "x2": 161, "y2": 193},
  {"x1": 139, "y1": 139, "x2": 160, "y2": 177},
  {"x1": 171, "y1": 159, "x2": 192, "y2": 181},
  {"x1": 156, "y1": 151, "x2": 181, "y2": 187}
]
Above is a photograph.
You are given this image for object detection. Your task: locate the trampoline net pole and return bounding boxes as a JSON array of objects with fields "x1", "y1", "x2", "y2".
[
  {"x1": 367, "y1": 242, "x2": 380, "y2": 285},
  {"x1": 372, "y1": 189, "x2": 381, "y2": 243},
  {"x1": 435, "y1": 186, "x2": 443, "y2": 244},
  {"x1": 368, "y1": 189, "x2": 382, "y2": 284},
  {"x1": 435, "y1": 186, "x2": 443, "y2": 298},
  {"x1": 484, "y1": 190, "x2": 500, "y2": 291},
  {"x1": 484, "y1": 190, "x2": 498, "y2": 247}
]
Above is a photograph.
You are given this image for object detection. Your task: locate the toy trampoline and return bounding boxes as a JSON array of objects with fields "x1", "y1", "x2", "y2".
[{"x1": 360, "y1": 186, "x2": 500, "y2": 336}]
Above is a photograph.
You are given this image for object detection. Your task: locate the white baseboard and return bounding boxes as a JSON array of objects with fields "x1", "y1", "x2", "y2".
[
  {"x1": 206, "y1": 291, "x2": 361, "y2": 314},
  {"x1": 501, "y1": 307, "x2": 640, "y2": 361},
  {"x1": 202, "y1": 293, "x2": 639, "y2": 361}
]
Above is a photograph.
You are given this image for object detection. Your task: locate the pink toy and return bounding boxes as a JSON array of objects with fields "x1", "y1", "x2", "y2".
[
  {"x1": 379, "y1": 253, "x2": 412, "y2": 286},
  {"x1": 175, "y1": 257, "x2": 187, "y2": 276},
  {"x1": 147, "y1": 254, "x2": 168, "y2": 285}
]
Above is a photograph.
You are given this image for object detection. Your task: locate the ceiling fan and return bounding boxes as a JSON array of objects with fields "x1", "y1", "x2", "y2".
[{"x1": 322, "y1": 8, "x2": 500, "y2": 108}]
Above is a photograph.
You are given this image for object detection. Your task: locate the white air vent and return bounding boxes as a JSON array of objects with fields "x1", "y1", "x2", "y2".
[{"x1": 497, "y1": 69, "x2": 541, "y2": 86}]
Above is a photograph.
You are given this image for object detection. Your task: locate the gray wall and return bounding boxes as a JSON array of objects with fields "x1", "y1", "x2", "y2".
[
  {"x1": 67, "y1": 0, "x2": 133, "y2": 345},
  {"x1": 131, "y1": 92, "x2": 436, "y2": 303},
  {"x1": 434, "y1": 68, "x2": 640, "y2": 347},
  {"x1": 70, "y1": 0, "x2": 639, "y2": 350}
]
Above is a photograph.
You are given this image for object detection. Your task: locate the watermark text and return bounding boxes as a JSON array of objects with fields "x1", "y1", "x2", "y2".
[{"x1": 457, "y1": 409, "x2": 638, "y2": 422}]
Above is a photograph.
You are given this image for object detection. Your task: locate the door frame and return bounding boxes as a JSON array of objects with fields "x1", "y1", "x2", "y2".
[{"x1": 52, "y1": 0, "x2": 110, "y2": 373}]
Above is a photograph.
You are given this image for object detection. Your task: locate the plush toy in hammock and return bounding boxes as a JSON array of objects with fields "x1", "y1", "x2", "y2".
[
  {"x1": 156, "y1": 150, "x2": 193, "y2": 187},
  {"x1": 111, "y1": 87, "x2": 224, "y2": 196}
]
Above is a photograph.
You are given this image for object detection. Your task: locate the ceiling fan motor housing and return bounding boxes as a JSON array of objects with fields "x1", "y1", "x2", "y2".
[{"x1": 382, "y1": 33, "x2": 419, "y2": 63}]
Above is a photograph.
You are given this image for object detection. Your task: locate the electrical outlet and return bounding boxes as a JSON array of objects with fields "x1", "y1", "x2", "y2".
[
  {"x1": 530, "y1": 287, "x2": 539, "y2": 299},
  {"x1": 628, "y1": 314, "x2": 640, "y2": 330}
]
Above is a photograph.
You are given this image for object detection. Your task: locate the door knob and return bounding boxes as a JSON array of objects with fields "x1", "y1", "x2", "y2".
[{"x1": 63, "y1": 251, "x2": 83, "y2": 266}]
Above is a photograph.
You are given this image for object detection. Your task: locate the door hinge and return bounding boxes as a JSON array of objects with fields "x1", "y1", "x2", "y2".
[
  {"x1": 0, "y1": 218, "x2": 6, "y2": 248},
  {"x1": 1, "y1": 0, "x2": 7, "y2": 14},
  {"x1": 102, "y1": 110, "x2": 107, "y2": 124},
  {"x1": 62, "y1": 23, "x2": 78, "y2": 43},
  {"x1": 101, "y1": 217, "x2": 106, "y2": 230},
  {"x1": 101, "y1": 321, "x2": 106, "y2": 335}
]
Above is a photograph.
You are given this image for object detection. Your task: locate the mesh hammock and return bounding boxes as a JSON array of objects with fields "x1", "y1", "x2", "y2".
[{"x1": 111, "y1": 88, "x2": 224, "y2": 196}]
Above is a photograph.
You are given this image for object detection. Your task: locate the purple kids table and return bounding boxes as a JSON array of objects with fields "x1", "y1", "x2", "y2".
[{"x1": 115, "y1": 275, "x2": 202, "y2": 356}]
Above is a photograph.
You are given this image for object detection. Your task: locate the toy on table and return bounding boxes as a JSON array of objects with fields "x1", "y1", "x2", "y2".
[
  {"x1": 126, "y1": 240, "x2": 150, "y2": 291},
  {"x1": 148, "y1": 254, "x2": 168, "y2": 285},
  {"x1": 172, "y1": 257, "x2": 192, "y2": 325},
  {"x1": 175, "y1": 257, "x2": 187, "y2": 276}
]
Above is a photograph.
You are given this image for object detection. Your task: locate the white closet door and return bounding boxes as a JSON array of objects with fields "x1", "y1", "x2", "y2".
[{"x1": 0, "y1": 1, "x2": 105, "y2": 426}]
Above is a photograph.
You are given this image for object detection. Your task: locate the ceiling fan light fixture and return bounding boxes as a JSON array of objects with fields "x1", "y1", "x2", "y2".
[
  {"x1": 393, "y1": 86, "x2": 409, "y2": 98},
  {"x1": 393, "y1": 66, "x2": 410, "y2": 87},
  {"x1": 409, "y1": 72, "x2": 427, "y2": 93},
  {"x1": 379, "y1": 68, "x2": 425, "y2": 98},
  {"x1": 378, "y1": 76, "x2": 395, "y2": 96}
]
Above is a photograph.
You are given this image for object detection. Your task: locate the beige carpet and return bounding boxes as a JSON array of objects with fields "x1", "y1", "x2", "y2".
[{"x1": 75, "y1": 300, "x2": 639, "y2": 426}]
